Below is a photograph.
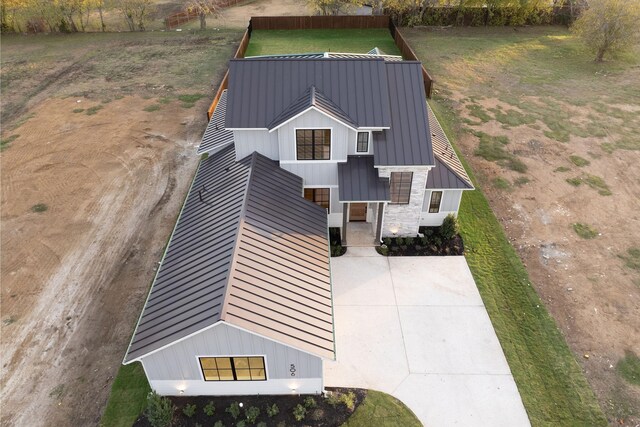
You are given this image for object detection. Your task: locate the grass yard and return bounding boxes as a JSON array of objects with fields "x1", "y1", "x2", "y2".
[
  {"x1": 433, "y1": 95, "x2": 606, "y2": 426},
  {"x1": 342, "y1": 390, "x2": 421, "y2": 427},
  {"x1": 405, "y1": 26, "x2": 639, "y2": 425},
  {"x1": 101, "y1": 364, "x2": 151, "y2": 427},
  {"x1": 244, "y1": 29, "x2": 401, "y2": 57}
]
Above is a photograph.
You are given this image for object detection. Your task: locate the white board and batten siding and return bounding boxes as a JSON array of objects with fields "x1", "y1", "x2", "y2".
[
  {"x1": 420, "y1": 189, "x2": 463, "y2": 226},
  {"x1": 233, "y1": 130, "x2": 280, "y2": 161},
  {"x1": 140, "y1": 323, "x2": 323, "y2": 396},
  {"x1": 277, "y1": 109, "x2": 353, "y2": 162}
]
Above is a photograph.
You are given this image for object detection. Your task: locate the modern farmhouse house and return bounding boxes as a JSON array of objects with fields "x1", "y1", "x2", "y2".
[
  {"x1": 123, "y1": 49, "x2": 473, "y2": 396},
  {"x1": 199, "y1": 51, "x2": 473, "y2": 242}
]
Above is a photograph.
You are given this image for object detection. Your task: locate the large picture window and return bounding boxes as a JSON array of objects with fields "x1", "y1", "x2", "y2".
[
  {"x1": 390, "y1": 172, "x2": 413, "y2": 204},
  {"x1": 296, "y1": 129, "x2": 331, "y2": 160},
  {"x1": 304, "y1": 188, "x2": 330, "y2": 210},
  {"x1": 356, "y1": 132, "x2": 369, "y2": 153},
  {"x1": 429, "y1": 191, "x2": 443, "y2": 213},
  {"x1": 199, "y1": 356, "x2": 266, "y2": 381}
]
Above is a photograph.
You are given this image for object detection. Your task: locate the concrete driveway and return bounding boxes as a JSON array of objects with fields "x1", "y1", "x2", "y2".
[{"x1": 324, "y1": 247, "x2": 531, "y2": 427}]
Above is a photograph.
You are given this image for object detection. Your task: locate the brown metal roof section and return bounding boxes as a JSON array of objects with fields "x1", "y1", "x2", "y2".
[
  {"x1": 426, "y1": 102, "x2": 474, "y2": 189},
  {"x1": 124, "y1": 148, "x2": 334, "y2": 363}
]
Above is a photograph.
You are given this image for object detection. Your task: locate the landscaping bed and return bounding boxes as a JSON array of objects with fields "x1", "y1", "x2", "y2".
[
  {"x1": 377, "y1": 214, "x2": 464, "y2": 256},
  {"x1": 329, "y1": 227, "x2": 347, "y2": 257},
  {"x1": 133, "y1": 388, "x2": 365, "y2": 427}
]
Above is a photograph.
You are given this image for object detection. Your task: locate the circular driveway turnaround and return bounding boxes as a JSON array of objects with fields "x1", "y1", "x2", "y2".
[{"x1": 324, "y1": 247, "x2": 531, "y2": 426}]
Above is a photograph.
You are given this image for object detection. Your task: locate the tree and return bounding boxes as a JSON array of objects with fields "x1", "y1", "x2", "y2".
[
  {"x1": 111, "y1": 0, "x2": 153, "y2": 31},
  {"x1": 307, "y1": 0, "x2": 363, "y2": 15},
  {"x1": 572, "y1": 0, "x2": 640, "y2": 62},
  {"x1": 186, "y1": 0, "x2": 219, "y2": 30}
]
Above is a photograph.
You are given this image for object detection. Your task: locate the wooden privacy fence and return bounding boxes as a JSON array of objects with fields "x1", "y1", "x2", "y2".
[
  {"x1": 207, "y1": 15, "x2": 434, "y2": 120},
  {"x1": 165, "y1": 0, "x2": 245, "y2": 30}
]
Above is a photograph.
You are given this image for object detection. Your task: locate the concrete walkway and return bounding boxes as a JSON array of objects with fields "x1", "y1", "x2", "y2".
[{"x1": 324, "y1": 247, "x2": 531, "y2": 427}]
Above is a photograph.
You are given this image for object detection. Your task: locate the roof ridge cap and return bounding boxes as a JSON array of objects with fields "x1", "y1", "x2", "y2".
[{"x1": 218, "y1": 153, "x2": 258, "y2": 321}]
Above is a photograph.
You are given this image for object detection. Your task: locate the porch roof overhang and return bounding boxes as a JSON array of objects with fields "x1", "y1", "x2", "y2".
[{"x1": 338, "y1": 155, "x2": 390, "y2": 202}]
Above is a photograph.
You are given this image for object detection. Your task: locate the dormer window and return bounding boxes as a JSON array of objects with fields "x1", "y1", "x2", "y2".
[
  {"x1": 357, "y1": 131, "x2": 369, "y2": 153},
  {"x1": 296, "y1": 129, "x2": 331, "y2": 160}
]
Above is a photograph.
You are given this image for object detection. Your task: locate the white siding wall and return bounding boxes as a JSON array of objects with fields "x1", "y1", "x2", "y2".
[
  {"x1": 140, "y1": 323, "x2": 323, "y2": 396},
  {"x1": 420, "y1": 189, "x2": 463, "y2": 226},
  {"x1": 233, "y1": 130, "x2": 280, "y2": 161},
  {"x1": 281, "y1": 163, "x2": 339, "y2": 186},
  {"x1": 277, "y1": 109, "x2": 351, "y2": 162},
  {"x1": 347, "y1": 130, "x2": 375, "y2": 156},
  {"x1": 378, "y1": 167, "x2": 431, "y2": 237}
]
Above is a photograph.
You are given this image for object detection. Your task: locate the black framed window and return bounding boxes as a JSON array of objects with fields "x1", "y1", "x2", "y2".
[
  {"x1": 356, "y1": 132, "x2": 369, "y2": 153},
  {"x1": 199, "y1": 356, "x2": 266, "y2": 381},
  {"x1": 429, "y1": 191, "x2": 442, "y2": 213},
  {"x1": 304, "y1": 188, "x2": 330, "y2": 210},
  {"x1": 390, "y1": 172, "x2": 413, "y2": 204},
  {"x1": 296, "y1": 129, "x2": 331, "y2": 160}
]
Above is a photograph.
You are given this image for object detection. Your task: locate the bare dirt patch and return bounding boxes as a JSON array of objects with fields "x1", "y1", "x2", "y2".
[
  {"x1": 0, "y1": 96, "x2": 202, "y2": 426},
  {"x1": 210, "y1": 0, "x2": 310, "y2": 29}
]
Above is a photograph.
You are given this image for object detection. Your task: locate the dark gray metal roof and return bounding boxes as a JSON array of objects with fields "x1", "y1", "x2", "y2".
[
  {"x1": 197, "y1": 89, "x2": 234, "y2": 155},
  {"x1": 338, "y1": 156, "x2": 390, "y2": 202},
  {"x1": 373, "y1": 62, "x2": 435, "y2": 167},
  {"x1": 246, "y1": 51, "x2": 402, "y2": 62},
  {"x1": 124, "y1": 147, "x2": 334, "y2": 362},
  {"x1": 426, "y1": 157, "x2": 474, "y2": 189},
  {"x1": 226, "y1": 58, "x2": 391, "y2": 129},
  {"x1": 268, "y1": 85, "x2": 358, "y2": 130},
  {"x1": 427, "y1": 102, "x2": 473, "y2": 189}
]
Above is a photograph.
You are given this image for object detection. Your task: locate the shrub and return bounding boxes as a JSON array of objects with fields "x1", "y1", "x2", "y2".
[
  {"x1": 257, "y1": 422, "x2": 267, "y2": 427},
  {"x1": 183, "y1": 403, "x2": 197, "y2": 418},
  {"x1": 203, "y1": 401, "x2": 215, "y2": 416},
  {"x1": 245, "y1": 406, "x2": 260, "y2": 424},
  {"x1": 145, "y1": 392, "x2": 174, "y2": 427},
  {"x1": 340, "y1": 391, "x2": 357, "y2": 411},
  {"x1": 566, "y1": 177, "x2": 582, "y2": 187},
  {"x1": 420, "y1": 235, "x2": 430, "y2": 245},
  {"x1": 236, "y1": 420, "x2": 246, "y2": 427},
  {"x1": 572, "y1": 223, "x2": 598, "y2": 239},
  {"x1": 292, "y1": 404, "x2": 307, "y2": 421},
  {"x1": 31, "y1": 203, "x2": 48, "y2": 213},
  {"x1": 226, "y1": 402, "x2": 241, "y2": 419},
  {"x1": 440, "y1": 214, "x2": 459, "y2": 241},
  {"x1": 304, "y1": 396, "x2": 317, "y2": 409},
  {"x1": 213, "y1": 421, "x2": 224, "y2": 427},
  {"x1": 265, "y1": 403, "x2": 279, "y2": 418},
  {"x1": 326, "y1": 391, "x2": 341, "y2": 407},
  {"x1": 396, "y1": 237, "x2": 404, "y2": 246},
  {"x1": 382, "y1": 237, "x2": 392, "y2": 246},
  {"x1": 404, "y1": 237, "x2": 415, "y2": 246}
]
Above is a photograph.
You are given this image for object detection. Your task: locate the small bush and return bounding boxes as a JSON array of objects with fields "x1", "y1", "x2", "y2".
[
  {"x1": 326, "y1": 391, "x2": 341, "y2": 407},
  {"x1": 226, "y1": 402, "x2": 241, "y2": 419},
  {"x1": 245, "y1": 406, "x2": 260, "y2": 424},
  {"x1": 236, "y1": 420, "x2": 246, "y2": 427},
  {"x1": 257, "y1": 422, "x2": 267, "y2": 427},
  {"x1": 182, "y1": 403, "x2": 197, "y2": 418},
  {"x1": 382, "y1": 237, "x2": 392, "y2": 246},
  {"x1": 404, "y1": 237, "x2": 415, "y2": 246},
  {"x1": 145, "y1": 392, "x2": 174, "y2": 427},
  {"x1": 213, "y1": 421, "x2": 224, "y2": 427},
  {"x1": 340, "y1": 391, "x2": 357, "y2": 411},
  {"x1": 304, "y1": 396, "x2": 317, "y2": 409},
  {"x1": 566, "y1": 177, "x2": 582, "y2": 187},
  {"x1": 265, "y1": 403, "x2": 279, "y2": 418},
  {"x1": 440, "y1": 214, "x2": 459, "y2": 241},
  {"x1": 85, "y1": 105, "x2": 103, "y2": 115},
  {"x1": 572, "y1": 223, "x2": 598, "y2": 239},
  {"x1": 396, "y1": 237, "x2": 404, "y2": 246},
  {"x1": 292, "y1": 404, "x2": 307, "y2": 421},
  {"x1": 569, "y1": 155, "x2": 590, "y2": 167},
  {"x1": 72, "y1": 108, "x2": 84, "y2": 113},
  {"x1": 31, "y1": 203, "x2": 48, "y2": 213},
  {"x1": 203, "y1": 401, "x2": 215, "y2": 416}
]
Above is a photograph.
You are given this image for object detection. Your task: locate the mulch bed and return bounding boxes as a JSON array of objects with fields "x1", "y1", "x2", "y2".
[
  {"x1": 378, "y1": 234, "x2": 465, "y2": 256},
  {"x1": 133, "y1": 388, "x2": 366, "y2": 427}
]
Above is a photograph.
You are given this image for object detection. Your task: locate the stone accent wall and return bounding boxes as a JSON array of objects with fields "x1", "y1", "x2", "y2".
[{"x1": 378, "y1": 167, "x2": 430, "y2": 237}]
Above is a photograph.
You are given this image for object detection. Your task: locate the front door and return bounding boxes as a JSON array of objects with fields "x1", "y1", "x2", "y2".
[{"x1": 349, "y1": 203, "x2": 367, "y2": 222}]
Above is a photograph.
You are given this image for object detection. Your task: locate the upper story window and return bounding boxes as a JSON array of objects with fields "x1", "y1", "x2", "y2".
[
  {"x1": 429, "y1": 191, "x2": 442, "y2": 213},
  {"x1": 356, "y1": 132, "x2": 369, "y2": 153},
  {"x1": 199, "y1": 356, "x2": 266, "y2": 381},
  {"x1": 296, "y1": 129, "x2": 331, "y2": 160},
  {"x1": 390, "y1": 172, "x2": 413, "y2": 204}
]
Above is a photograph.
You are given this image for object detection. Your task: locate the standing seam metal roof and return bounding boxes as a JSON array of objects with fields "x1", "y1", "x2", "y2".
[
  {"x1": 124, "y1": 146, "x2": 334, "y2": 362},
  {"x1": 373, "y1": 62, "x2": 435, "y2": 167},
  {"x1": 197, "y1": 89, "x2": 234, "y2": 155},
  {"x1": 226, "y1": 58, "x2": 392, "y2": 129},
  {"x1": 338, "y1": 156, "x2": 390, "y2": 202}
]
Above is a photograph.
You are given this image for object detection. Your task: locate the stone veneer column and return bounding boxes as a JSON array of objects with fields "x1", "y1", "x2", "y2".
[{"x1": 378, "y1": 167, "x2": 429, "y2": 237}]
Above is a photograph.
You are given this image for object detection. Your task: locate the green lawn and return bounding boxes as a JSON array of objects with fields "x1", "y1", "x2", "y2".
[
  {"x1": 429, "y1": 98, "x2": 606, "y2": 426},
  {"x1": 244, "y1": 29, "x2": 401, "y2": 57},
  {"x1": 342, "y1": 390, "x2": 421, "y2": 427},
  {"x1": 101, "y1": 363, "x2": 151, "y2": 427}
]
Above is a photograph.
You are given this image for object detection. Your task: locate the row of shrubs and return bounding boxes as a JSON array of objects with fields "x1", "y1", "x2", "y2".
[
  {"x1": 378, "y1": 214, "x2": 463, "y2": 256},
  {"x1": 145, "y1": 390, "x2": 356, "y2": 427}
]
